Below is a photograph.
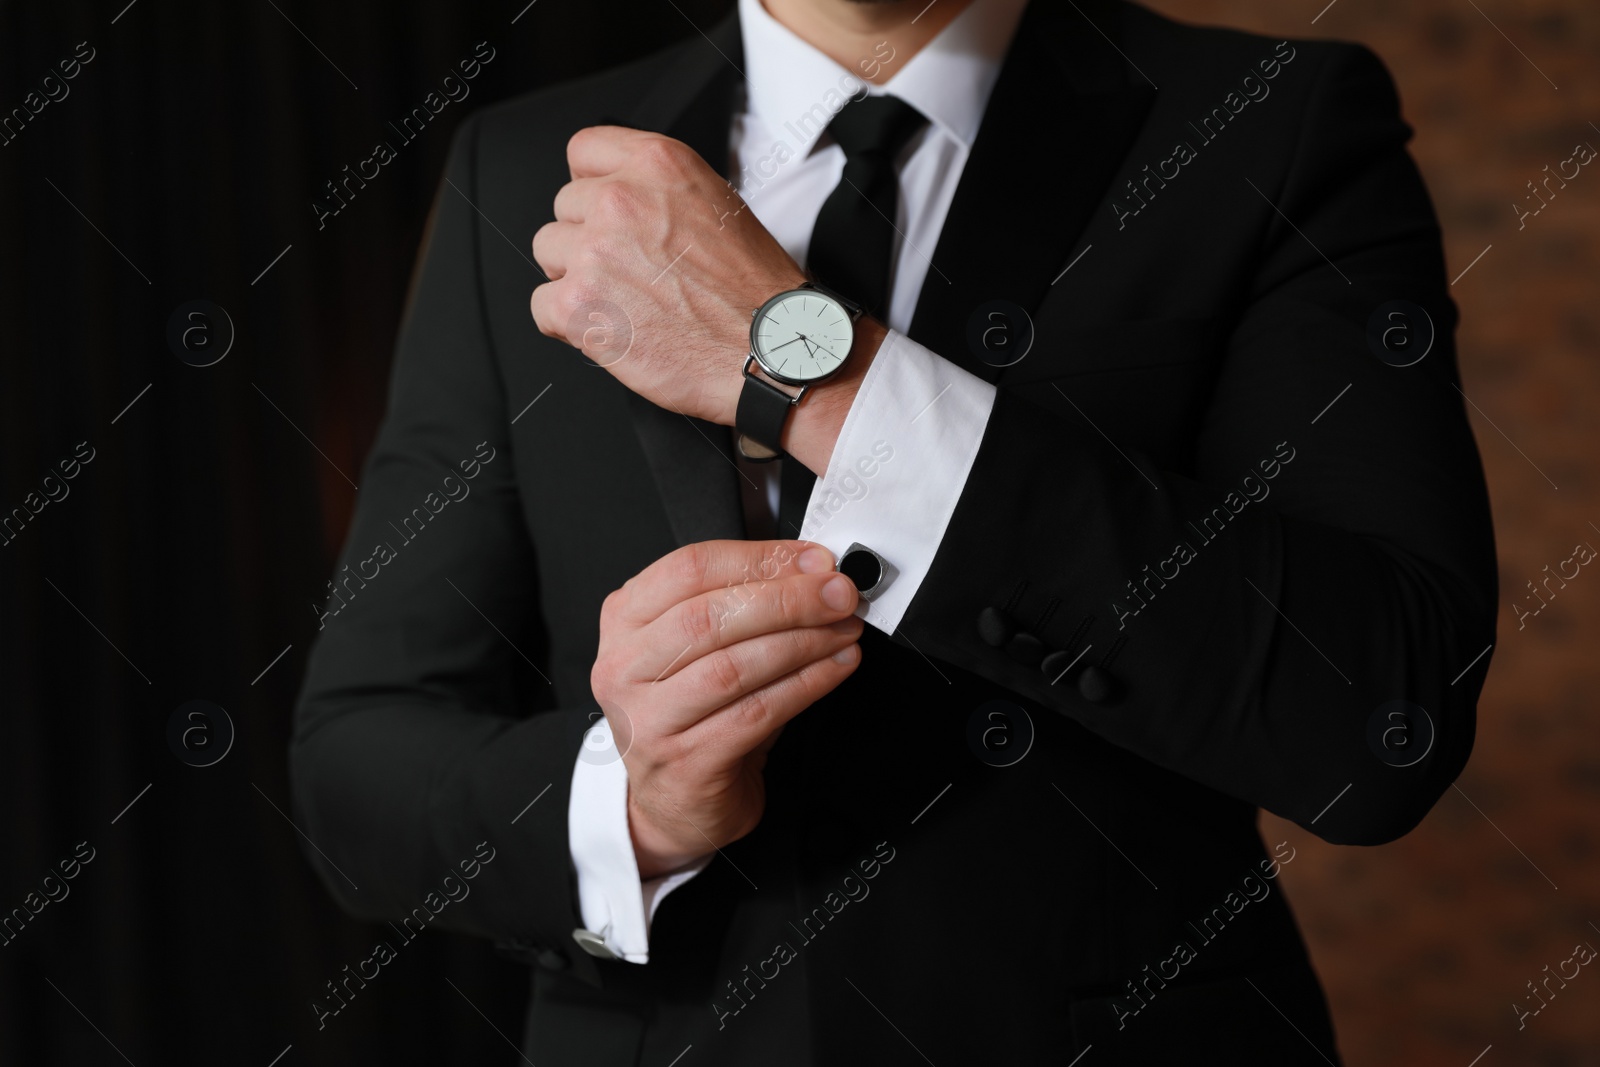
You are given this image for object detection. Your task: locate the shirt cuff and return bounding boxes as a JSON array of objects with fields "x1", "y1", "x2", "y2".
[
  {"x1": 797, "y1": 329, "x2": 996, "y2": 632},
  {"x1": 568, "y1": 719, "x2": 710, "y2": 964}
]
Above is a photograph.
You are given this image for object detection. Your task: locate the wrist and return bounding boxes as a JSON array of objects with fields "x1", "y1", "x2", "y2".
[
  {"x1": 628, "y1": 788, "x2": 708, "y2": 881},
  {"x1": 780, "y1": 315, "x2": 887, "y2": 475}
]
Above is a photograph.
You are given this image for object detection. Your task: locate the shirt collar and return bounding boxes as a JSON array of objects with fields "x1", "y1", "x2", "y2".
[{"x1": 736, "y1": 0, "x2": 1029, "y2": 159}]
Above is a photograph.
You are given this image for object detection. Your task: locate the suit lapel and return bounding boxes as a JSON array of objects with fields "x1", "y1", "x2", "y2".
[
  {"x1": 906, "y1": 0, "x2": 1157, "y2": 382},
  {"x1": 616, "y1": 9, "x2": 751, "y2": 549}
]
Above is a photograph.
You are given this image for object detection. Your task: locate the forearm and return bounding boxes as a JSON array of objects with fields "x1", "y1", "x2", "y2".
[
  {"x1": 895, "y1": 389, "x2": 1496, "y2": 843},
  {"x1": 289, "y1": 696, "x2": 590, "y2": 945}
]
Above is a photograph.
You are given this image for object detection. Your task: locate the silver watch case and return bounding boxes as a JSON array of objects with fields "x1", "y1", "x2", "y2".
[{"x1": 747, "y1": 286, "x2": 857, "y2": 388}]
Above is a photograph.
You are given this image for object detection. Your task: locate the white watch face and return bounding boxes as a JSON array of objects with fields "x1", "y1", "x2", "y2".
[{"x1": 751, "y1": 289, "x2": 854, "y2": 385}]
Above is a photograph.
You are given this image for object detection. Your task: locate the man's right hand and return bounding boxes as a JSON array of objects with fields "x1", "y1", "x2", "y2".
[{"x1": 589, "y1": 539, "x2": 864, "y2": 880}]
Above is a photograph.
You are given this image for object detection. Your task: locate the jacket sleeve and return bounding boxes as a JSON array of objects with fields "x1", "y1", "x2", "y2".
[
  {"x1": 289, "y1": 113, "x2": 592, "y2": 954},
  {"x1": 895, "y1": 44, "x2": 1499, "y2": 846}
]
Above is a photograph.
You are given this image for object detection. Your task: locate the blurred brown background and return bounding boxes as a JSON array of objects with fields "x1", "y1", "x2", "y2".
[{"x1": 1137, "y1": 1, "x2": 1600, "y2": 1064}]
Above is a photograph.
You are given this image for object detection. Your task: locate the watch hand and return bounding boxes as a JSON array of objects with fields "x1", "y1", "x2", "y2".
[
  {"x1": 806, "y1": 337, "x2": 836, "y2": 361},
  {"x1": 766, "y1": 335, "x2": 807, "y2": 353}
]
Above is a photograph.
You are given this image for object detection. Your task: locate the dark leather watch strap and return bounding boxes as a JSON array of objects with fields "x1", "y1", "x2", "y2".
[
  {"x1": 735, "y1": 373, "x2": 794, "y2": 460},
  {"x1": 801, "y1": 279, "x2": 863, "y2": 320}
]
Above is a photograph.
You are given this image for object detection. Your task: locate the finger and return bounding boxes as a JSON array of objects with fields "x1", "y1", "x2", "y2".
[
  {"x1": 636, "y1": 569, "x2": 859, "y2": 680},
  {"x1": 531, "y1": 220, "x2": 579, "y2": 280},
  {"x1": 685, "y1": 639, "x2": 863, "y2": 760},
  {"x1": 552, "y1": 177, "x2": 606, "y2": 223},
  {"x1": 649, "y1": 616, "x2": 864, "y2": 732},
  {"x1": 567, "y1": 125, "x2": 656, "y2": 179},
  {"x1": 529, "y1": 279, "x2": 569, "y2": 343},
  {"x1": 614, "y1": 539, "x2": 833, "y2": 625}
]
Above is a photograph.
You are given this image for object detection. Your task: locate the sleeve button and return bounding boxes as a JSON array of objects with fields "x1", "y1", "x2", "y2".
[
  {"x1": 1077, "y1": 665, "x2": 1121, "y2": 704},
  {"x1": 1005, "y1": 631, "x2": 1045, "y2": 667},
  {"x1": 977, "y1": 606, "x2": 1014, "y2": 647},
  {"x1": 1040, "y1": 648, "x2": 1082, "y2": 682}
]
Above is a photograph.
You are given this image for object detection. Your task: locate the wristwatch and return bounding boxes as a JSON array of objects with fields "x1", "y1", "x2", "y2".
[{"x1": 735, "y1": 280, "x2": 863, "y2": 461}]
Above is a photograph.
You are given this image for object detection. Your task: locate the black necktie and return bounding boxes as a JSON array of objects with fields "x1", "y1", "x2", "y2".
[{"x1": 778, "y1": 94, "x2": 927, "y2": 539}]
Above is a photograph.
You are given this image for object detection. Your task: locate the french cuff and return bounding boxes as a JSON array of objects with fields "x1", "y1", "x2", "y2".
[
  {"x1": 797, "y1": 328, "x2": 996, "y2": 633},
  {"x1": 567, "y1": 719, "x2": 709, "y2": 964}
]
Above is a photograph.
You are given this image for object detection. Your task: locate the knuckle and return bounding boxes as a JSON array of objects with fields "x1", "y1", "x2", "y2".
[
  {"x1": 701, "y1": 647, "x2": 745, "y2": 698},
  {"x1": 530, "y1": 286, "x2": 561, "y2": 337},
  {"x1": 599, "y1": 587, "x2": 625, "y2": 628},
  {"x1": 788, "y1": 624, "x2": 830, "y2": 661},
  {"x1": 773, "y1": 578, "x2": 807, "y2": 626},
  {"x1": 639, "y1": 137, "x2": 683, "y2": 172},
  {"x1": 725, "y1": 687, "x2": 774, "y2": 734},
  {"x1": 566, "y1": 127, "x2": 593, "y2": 161},
  {"x1": 596, "y1": 181, "x2": 637, "y2": 218},
  {"x1": 589, "y1": 654, "x2": 616, "y2": 704},
  {"x1": 672, "y1": 542, "x2": 710, "y2": 589},
  {"x1": 645, "y1": 729, "x2": 684, "y2": 770},
  {"x1": 563, "y1": 276, "x2": 598, "y2": 314},
  {"x1": 789, "y1": 654, "x2": 835, "y2": 696},
  {"x1": 541, "y1": 280, "x2": 568, "y2": 318},
  {"x1": 679, "y1": 596, "x2": 718, "y2": 647}
]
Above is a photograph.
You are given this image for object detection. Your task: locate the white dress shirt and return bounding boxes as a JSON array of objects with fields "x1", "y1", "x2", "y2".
[{"x1": 566, "y1": 0, "x2": 1024, "y2": 964}]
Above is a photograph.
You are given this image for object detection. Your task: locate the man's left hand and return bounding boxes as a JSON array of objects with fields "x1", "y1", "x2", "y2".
[{"x1": 529, "y1": 126, "x2": 808, "y2": 427}]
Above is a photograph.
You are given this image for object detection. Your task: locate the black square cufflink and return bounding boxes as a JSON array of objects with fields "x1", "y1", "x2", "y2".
[{"x1": 839, "y1": 542, "x2": 894, "y2": 602}]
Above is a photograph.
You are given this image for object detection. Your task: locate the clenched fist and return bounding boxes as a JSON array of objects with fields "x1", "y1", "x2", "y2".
[
  {"x1": 530, "y1": 126, "x2": 808, "y2": 427},
  {"x1": 589, "y1": 539, "x2": 863, "y2": 879}
]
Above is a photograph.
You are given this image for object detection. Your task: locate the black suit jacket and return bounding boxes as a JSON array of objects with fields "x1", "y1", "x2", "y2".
[{"x1": 291, "y1": 2, "x2": 1497, "y2": 1063}]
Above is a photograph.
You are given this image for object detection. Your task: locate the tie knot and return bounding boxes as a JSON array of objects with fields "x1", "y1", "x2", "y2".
[{"x1": 826, "y1": 93, "x2": 927, "y2": 161}]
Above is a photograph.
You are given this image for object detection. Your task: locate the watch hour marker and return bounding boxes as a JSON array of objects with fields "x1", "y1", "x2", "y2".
[{"x1": 751, "y1": 291, "x2": 854, "y2": 383}]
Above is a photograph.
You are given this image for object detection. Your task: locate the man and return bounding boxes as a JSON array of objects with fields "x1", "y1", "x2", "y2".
[{"x1": 291, "y1": 0, "x2": 1497, "y2": 1062}]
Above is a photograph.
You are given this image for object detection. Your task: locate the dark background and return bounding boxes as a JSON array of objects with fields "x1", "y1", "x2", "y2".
[
  {"x1": 2, "y1": 0, "x2": 1597, "y2": 1064},
  {"x1": 0, "y1": 1, "x2": 732, "y2": 1063}
]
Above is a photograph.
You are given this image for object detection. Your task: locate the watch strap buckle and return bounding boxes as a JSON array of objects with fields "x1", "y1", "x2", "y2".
[{"x1": 735, "y1": 432, "x2": 783, "y2": 462}]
